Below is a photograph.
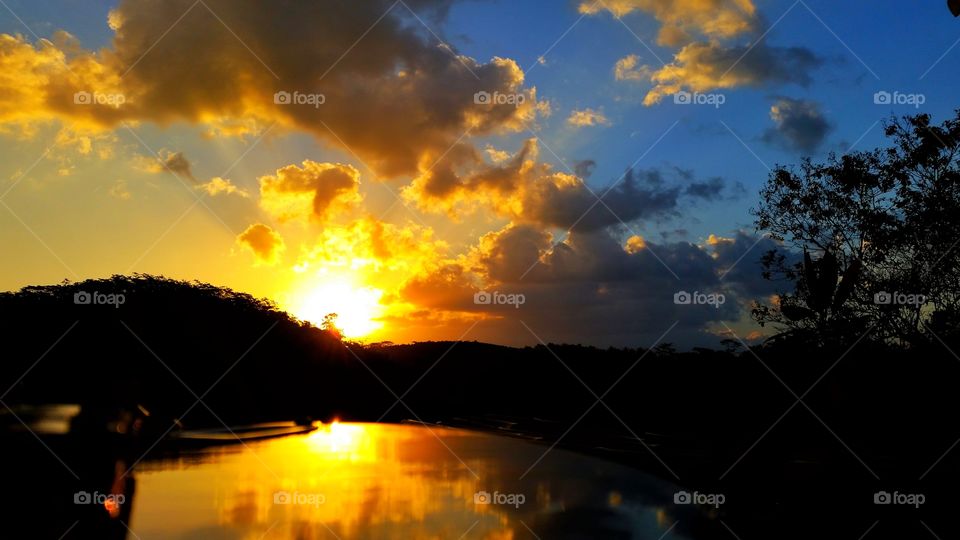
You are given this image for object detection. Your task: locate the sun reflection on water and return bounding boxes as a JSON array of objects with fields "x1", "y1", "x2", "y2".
[{"x1": 128, "y1": 422, "x2": 684, "y2": 539}]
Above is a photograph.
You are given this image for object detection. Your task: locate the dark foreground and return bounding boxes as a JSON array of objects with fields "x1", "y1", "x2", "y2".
[{"x1": 3, "y1": 276, "x2": 960, "y2": 538}]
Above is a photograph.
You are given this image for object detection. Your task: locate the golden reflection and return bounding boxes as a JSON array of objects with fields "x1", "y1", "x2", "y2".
[
  {"x1": 129, "y1": 423, "x2": 680, "y2": 539},
  {"x1": 303, "y1": 421, "x2": 375, "y2": 461}
]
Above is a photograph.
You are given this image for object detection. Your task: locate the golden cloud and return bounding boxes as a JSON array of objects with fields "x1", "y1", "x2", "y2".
[
  {"x1": 236, "y1": 223, "x2": 285, "y2": 265},
  {"x1": 588, "y1": 0, "x2": 821, "y2": 105},
  {"x1": 580, "y1": 0, "x2": 758, "y2": 46},
  {"x1": 401, "y1": 138, "x2": 541, "y2": 215},
  {"x1": 706, "y1": 233, "x2": 734, "y2": 246},
  {"x1": 198, "y1": 177, "x2": 248, "y2": 198},
  {"x1": 624, "y1": 235, "x2": 647, "y2": 253},
  {"x1": 614, "y1": 54, "x2": 652, "y2": 81},
  {"x1": 641, "y1": 41, "x2": 821, "y2": 105},
  {"x1": 258, "y1": 161, "x2": 361, "y2": 222},
  {"x1": 566, "y1": 108, "x2": 611, "y2": 128},
  {"x1": 0, "y1": 0, "x2": 547, "y2": 185}
]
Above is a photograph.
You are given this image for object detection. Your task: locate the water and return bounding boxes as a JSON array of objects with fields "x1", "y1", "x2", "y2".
[{"x1": 125, "y1": 422, "x2": 699, "y2": 539}]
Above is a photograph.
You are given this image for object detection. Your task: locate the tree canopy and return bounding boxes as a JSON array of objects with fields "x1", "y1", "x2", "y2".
[{"x1": 753, "y1": 111, "x2": 960, "y2": 346}]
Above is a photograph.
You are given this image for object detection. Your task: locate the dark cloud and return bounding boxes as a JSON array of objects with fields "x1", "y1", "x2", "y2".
[
  {"x1": 521, "y1": 167, "x2": 744, "y2": 232},
  {"x1": 521, "y1": 168, "x2": 680, "y2": 232},
  {"x1": 402, "y1": 225, "x2": 783, "y2": 347},
  {"x1": 639, "y1": 41, "x2": 823, "y2": 105},
  {"x1": 573, "y1": 159, "x2": 597, "y2": 179},
  {"x1": 761, "y1": 97, "x2": 833, "y2": 153},
  {"x1": 158, "y1": 151, "x2": 195, "y2": 182},
  {"x1": 684, "y1": 176, "x2": 725, "y2": 200}
]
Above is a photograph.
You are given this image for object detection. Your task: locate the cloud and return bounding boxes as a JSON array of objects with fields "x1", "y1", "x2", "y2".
[
  {"x1": 518, "y1": 168, "x2": 680, "y2": 231},
  {"x1": 761, "y1": 97, "x2": 832, "y2": 153},
  {"x1": 258, "y1": 161, "x2": 361, "y2": 221},
  {"x1": 684, "y1": 176, "x2": 739, "y2": 201},
  {"x1": 161, "y1": 152, "x2": 195, "y2": 181},
  {"x1": 135, "y1": 150, "x2": 196, "y2": 181},
  {"x1": 0, "y1": 0, "x2": 546, "y2": 183},
  {"x1": 615, "y1": 54, "x2": 653, "y2": 81},
  {"x1": 401, "y1": 138, "x2": 540, "y2": 213},
  {"x1": 236, "y1": 223, "x2": 285, "y2": 265},
  {"x1": 573, "y1": 159, "x2": 596, "y2": 179},
  {"x1": 198, "y1": 177, "x2": 248, "y2": 198},
  {"x1": 641, "y1": 42, "x2": 822, "y2": 105},
  {"x1": 107, "y1": 179, "x2": 131, "y2": 200},
  {"x1": 707, "y1": 230, "x2": 796, "y2": 298},
  {"x1": 567, "y1": 108, "x2": 611, "y2": 128},
  {"x1": 589, "y1": 1, "x2": 822, "y2": 105},
  {"x1": 399, "y1": 263, "x2": 481, "y2": 313},
  {"x1": 404, "y1": 138, "x2": 745, "y2": 232},
  {"x1": 519, "y1": 167, "x2": 743, "y2": 232},
  {"x1": 291, "y1": 217, "x2": 451, "y2": 314},
  {"x1": 580, "y1": 0, "x2": 759, "y2": 46},
  {"x1": 401, "y1": 140, "x2": 684, "y2": 228},
  {"x1": 399, "y1": 223, "x2": 775, "y2": 347}
]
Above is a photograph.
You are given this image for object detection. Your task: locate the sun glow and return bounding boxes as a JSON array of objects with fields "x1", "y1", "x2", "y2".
[
  {"x1": 304, "y1": 421, "x2": 375, "y2": 461},
  {"x1": 293, "y1": 278, "x2": 384, "y2": 338}
]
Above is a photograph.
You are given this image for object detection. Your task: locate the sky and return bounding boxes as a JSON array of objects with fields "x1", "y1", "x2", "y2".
[{"x1": 0, "y1": 0, "x2": 956, "y2": 348}]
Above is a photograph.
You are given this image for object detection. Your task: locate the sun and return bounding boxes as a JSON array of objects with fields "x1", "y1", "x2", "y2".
[{"x1": 293, "y1": 278, "x2": 384, "y2": 338}]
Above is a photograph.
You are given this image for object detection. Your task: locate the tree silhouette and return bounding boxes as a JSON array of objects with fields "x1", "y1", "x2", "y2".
[
  {"x1": 753, "y1": 111, "x2": 960, "y2": 345},
  {"x1": 321, "y1": 312, "x2": 343, "y2": 339}
]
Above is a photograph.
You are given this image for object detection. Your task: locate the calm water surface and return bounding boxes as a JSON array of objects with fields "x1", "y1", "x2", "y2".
[{"x1": 127, "y1": 422, "x2": 698, "y2": 539}]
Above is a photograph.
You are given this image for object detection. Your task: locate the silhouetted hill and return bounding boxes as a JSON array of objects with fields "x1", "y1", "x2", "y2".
[{"x1": 0, "y1": 275, "x2": 350, "y2": 425}]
